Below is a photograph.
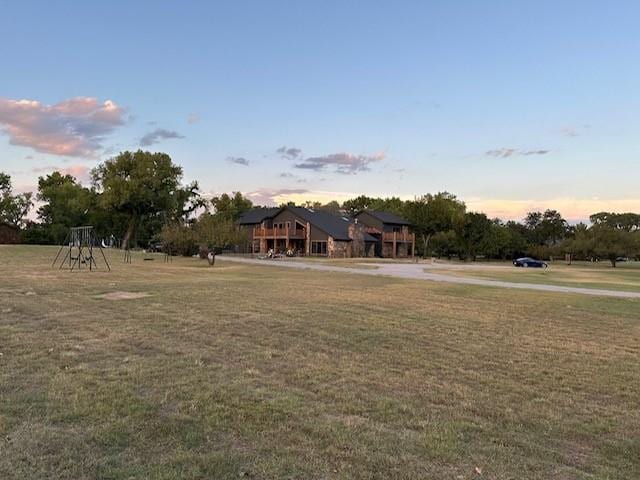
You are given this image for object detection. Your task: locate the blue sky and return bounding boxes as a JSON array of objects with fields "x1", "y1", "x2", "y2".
[{"x1": 1, "y1": 1, "x2": 639, "y2": 220}]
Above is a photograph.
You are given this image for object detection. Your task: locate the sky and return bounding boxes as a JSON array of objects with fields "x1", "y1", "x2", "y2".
[{"x1": 1, "y1": 1, "x2": 639, "y2": 222}]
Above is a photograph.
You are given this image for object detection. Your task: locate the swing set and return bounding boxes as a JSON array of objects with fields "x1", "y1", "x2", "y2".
[{"x1": 52, "y1": 226, "x2": 111, "y2": 271}]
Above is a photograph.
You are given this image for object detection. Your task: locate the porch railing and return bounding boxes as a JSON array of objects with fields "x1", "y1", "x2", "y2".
[
  {"x1": 253, "y1": 227, "x2": 306, "y2": 238},
  {"x1": 382, "y1": 231, "x2": 415, "y2": 243}
]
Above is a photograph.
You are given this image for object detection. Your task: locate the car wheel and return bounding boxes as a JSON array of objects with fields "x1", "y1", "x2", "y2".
[{"x1": 523, "y1": 262, "x2": 528, "y2": 267}]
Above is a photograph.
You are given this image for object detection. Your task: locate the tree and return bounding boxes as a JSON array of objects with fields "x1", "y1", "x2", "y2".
[
  {"x1": 590, "y1": 212, "x2": 640, "y2": 232},
  {"x1": 35, "y1": 172, "x2": 95, "y2": 243},
  {"x1": 504, "y1": 221, "x2": 529, "y2": 259},
  {"x1": 0, "y1": 172, "x2": 32, "y2": 228},
  {"x1": 341, "y1": 196, "x2": 405, "y2": 216},
  {"x1": 195, "y1": 213, "x2": 248, "y2": 250},
  {"x1": 457, "y1": 212, "x2": 493, "y2": 261},
  {"x1": 92, "y1": 150, "x2": 198, "y2": 248},
  {"x1": 175, "y1": 181, "x2": 208, "y2": 222},
  {"x1": 480, "y1": 220, "x2": 514, "y2": 259},
  {"x1": 404, "y1": 192, "x2": 466, "y2": 256},
  {"x1": 591, "y1": 224, "x2": 638, "y2": 267},
  {"x1": 318, "y1": 200, "x2": 342, "y2": 215},
  {"x1": 524, "y1": 209, "x2": 568, "y2": 246},
  {"x1": 562, "y1": 223, "x2": 593, "y2": 261},
  {"x1": 211, "y1": 192, "x2": 253, "y2": 221},
  {"x1": 342, "y1": 195, "x2": 377, "y2": 215}
]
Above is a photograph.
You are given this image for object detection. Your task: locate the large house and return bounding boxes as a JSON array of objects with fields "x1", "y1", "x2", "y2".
[
  {"x1": 237, "y1": 206, "x2": 415, "y2": 258},
  {"x1": 354, "y1": 210, "x2": 415, "y2": 258}
]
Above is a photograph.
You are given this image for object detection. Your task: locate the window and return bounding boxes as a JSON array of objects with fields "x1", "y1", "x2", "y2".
[
  {"x1": 286, "y1": 221, "x2": 291, "y2": 230},
  {"x1": 311, "y1": 241, "x2": 327, "y2": 255}
]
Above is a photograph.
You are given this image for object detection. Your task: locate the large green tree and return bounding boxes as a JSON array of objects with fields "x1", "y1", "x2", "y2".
[
  {"x1": 35, "y1": 172, "x2": 95, "y2": 243},
  {"x1": 590, "y1": 212, "x2": 640, "y2": 232},
  {"x1": 524, "y1": 209, "x2": 568, "y2": 246},
  {"x1": 0, "y1": 172, "x2": 32, "y2": 228},
  {"x1": 211, "y1": 192, "x2": 253, "y2": 221},
  {"x1": 457, "y1": 212, "x2": 493, "y2": 261},
  {"x1": 404, "y1": 192, "x2": 466, "y2": 256},
  {"x1": 92, "y1": 150, "x2": 201, "y2": 248},
  {"x1": 342, "y1": 195, "x2": 405, "y2": 216}
]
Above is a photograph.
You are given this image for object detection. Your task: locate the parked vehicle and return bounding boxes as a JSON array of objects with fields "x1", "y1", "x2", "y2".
[{"x1": 513, "y1": 257, "x2": 547, "y2": 268}]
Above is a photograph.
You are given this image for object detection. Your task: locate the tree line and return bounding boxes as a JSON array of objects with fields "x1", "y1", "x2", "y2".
[{"x1": 1, "y1": 150, "x2": 639, "y2": 266}]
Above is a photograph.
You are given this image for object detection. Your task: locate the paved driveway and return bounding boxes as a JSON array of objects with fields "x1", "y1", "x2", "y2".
[{"x1": 219, "y1": 256, "x2": 640, "y2": 299}]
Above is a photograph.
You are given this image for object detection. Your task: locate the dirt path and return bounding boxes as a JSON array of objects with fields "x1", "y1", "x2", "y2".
[{"x1": 219, "y1": 256, "x2": 640, "y2": 299}]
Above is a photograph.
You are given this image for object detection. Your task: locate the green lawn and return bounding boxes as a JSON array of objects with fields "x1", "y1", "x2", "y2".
[
  {"x1": 425, "y1": 261, "x2": 640, "y2": 292},
  {"x1": 1, "y1": 246, "x2": 639, "y2": 479}
]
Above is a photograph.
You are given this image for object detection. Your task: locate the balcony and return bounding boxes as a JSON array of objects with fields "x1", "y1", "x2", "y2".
[
  {"x1": 382, "y1": 231, "x2": 415, "y2": 243},
  {"x1": 253, "y1": 227, "x2": 306, "y2": 239}
]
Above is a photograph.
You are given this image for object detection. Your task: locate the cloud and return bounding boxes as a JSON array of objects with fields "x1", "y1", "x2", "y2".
[
  {"x1": 245, "y1": 188, "x2": 359, "y2": 206},
  {"x1": 295, "y1": 152, "x2": 385, "y2": 174},
  {"x1": 139, "y1": 128, "x2": 184, "y2": 146},
  {"x1": 276, "y1": 146, "x2": 302, "y2": 160},
  {"x1": 0, "y1": 96, "x2": 126, "y2": 157},
  {"x1": 226, "y1": 156, "x2": 250, "y2": 166},
  {"x1": 485, "y1": 148, "x2": 550, "y2": 158},
  {"x1": 560, "y1": 127, "x2": 579, "y2": 137},
  {"x1": 560, "y1": 125, "x2": 591, "y2": 137},
  {"x1": 187, "y1": 113, "x2": 200, "y2": 124},
  {"x1": 246, "y1": 188, "x2": 309, "y2": 205},
  {"x1": 31, "y1": 164, "x2": 92, "y2": 183},
  {"x1": 279, "y1": 172, "x2": 295, "y2": 178}
]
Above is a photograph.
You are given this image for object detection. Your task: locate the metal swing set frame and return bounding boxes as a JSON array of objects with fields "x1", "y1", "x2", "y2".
[{"x1": 52, "y1": 226, "x2": 111, "y2": 271}]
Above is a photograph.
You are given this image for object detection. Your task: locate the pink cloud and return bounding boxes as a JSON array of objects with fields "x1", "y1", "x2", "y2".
[
  {"x1": 0, "y1": 96, "x2": 126, "y2": 157},
  {"x1": 31, "y1": 164, "x2": 92, "y2": 184}
]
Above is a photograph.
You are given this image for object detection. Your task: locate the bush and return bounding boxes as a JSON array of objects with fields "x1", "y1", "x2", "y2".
[{"x1": 160, "y1": 224, "x2": 198, "y2": 256}]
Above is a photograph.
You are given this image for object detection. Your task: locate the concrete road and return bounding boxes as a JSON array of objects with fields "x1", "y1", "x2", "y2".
[{"x1": 219, "y1": 256, "x2": 640, "y2": 299}]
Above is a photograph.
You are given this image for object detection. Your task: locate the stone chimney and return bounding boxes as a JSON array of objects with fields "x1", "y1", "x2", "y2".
[{"x1": 348, "y1": 222, "x2": 365, "y2": 257}]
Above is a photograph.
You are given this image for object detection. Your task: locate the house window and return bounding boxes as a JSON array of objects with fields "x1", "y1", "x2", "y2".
[
  {"x1": 311, "y1": 241, "x2": 327, "y2": 255},
  {"x1": 286, "y1": 221, "x2": 291, "y2": 230}
]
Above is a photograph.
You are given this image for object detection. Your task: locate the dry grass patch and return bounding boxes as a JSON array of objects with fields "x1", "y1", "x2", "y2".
[
  {"x1": 0, "y1": 246, "x2": 639, "y2": 479},
  {"x1": 425, "y1": 260, "x2": 640, "y2": 292}
]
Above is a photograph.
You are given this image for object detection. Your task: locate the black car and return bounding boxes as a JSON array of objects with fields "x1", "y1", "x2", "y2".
[{"x1": 513, "y1": 257, "x2": 547, "y2": 268}]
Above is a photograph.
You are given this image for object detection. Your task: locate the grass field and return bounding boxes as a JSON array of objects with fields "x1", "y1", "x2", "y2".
[
  {"x1": 423, "y1": 261, "x2": 640, "y2": 293},
  {"x1": 1, "y1": 246, "x2": 639, "y2": 479}
]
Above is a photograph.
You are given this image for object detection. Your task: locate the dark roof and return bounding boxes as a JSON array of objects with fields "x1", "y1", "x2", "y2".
[
  {"x1": 287, "y1": 206, "x2": 354, "y2": 241},
  {"x1": 358, "y1": 210, "x2": 411, "y2": 226},
  {"x1": 238, "y1": 206, "x2": 379, "y2": 242},
  {"x1": 363, "y1": 232, "x2": 378, "y2": 242},
  {"x1": 236, "y1": 207, "x2": 281, "y2": 225}
]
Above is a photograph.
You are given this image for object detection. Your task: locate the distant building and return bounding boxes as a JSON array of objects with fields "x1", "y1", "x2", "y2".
[
  {"x1": 354, "y1": 210, "x2": 415, "y2": 258},
  {"x1": 0, "y1": 223, "x2": 20, "y2": 244},
  {"x1": 237, "y1": 206, "x2": 414, "y2": 258}
]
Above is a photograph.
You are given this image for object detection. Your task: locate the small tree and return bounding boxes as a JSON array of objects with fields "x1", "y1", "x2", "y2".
[
  {"x1": 591, "y1": 224, "x2": 638, "y2": 267},
  {"x1": 0, "y1": 172, "x2": 32, "y2": 228},
  {"x1": 196, "y1": 214, "x2": 248, "y2": 251}
]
